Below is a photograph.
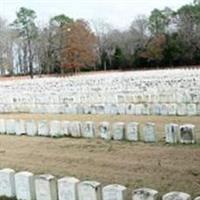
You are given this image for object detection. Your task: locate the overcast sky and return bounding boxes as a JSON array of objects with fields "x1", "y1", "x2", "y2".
[{"x1": 0, "y1": 0, "x2": 193, "y2": 29}]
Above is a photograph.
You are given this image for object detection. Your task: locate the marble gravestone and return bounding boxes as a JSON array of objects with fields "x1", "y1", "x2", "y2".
[
  {"x1": 35, "y1": 174, "x2": 58, "y2": 200},
  {"x1": 61, "y1": 121, "x2": 70, "y2": 136},
  {"x1": 179, "y1": 124, "x2": 196, "y2": 144},
  {"x1": 165, "y1": 124, "x2": 179, "y2": 144},
  {"x1": 0, "y1": 168, "x2": 15, "y2": 198},
  {"x1": 81, "y1": 121, "x2": 95, "y2": 138},
  {"x1": 103, "y1": 184, "x2": 127, "y2": 200},
  {"x1": 58, "y1": 177, "x2": 80, "y2": 200},
  {"x1": 49, "y1": 120, "x2": 62, "y2": 137},
  {"x1": 99, "y1": 122, "x2": 111, "y2": 140},
  {"x1": 112, "y1": 122, "x2": 125, "y2": 140},
  {"x1": 68, "y1": 121, "x2": 81, "y2": 137},
  {"x1": 132, "y1": 188, "x2": 158, "y2": 200},
  {"x1": 0, "y1": 119, "x2": 6, "y2": 134},
  {"x1": 38, "y1": 120, "x2": 49, "y2": 136},
  {"x1": 5, "y1": 119, "x2": 16, "y2": 135},
  {"x1": 78, "y1": 181, "x2": 102, "y2": 200},
  {"x1": 126, "y1": 122, "x2": 139, "y2": 141},
  {"x1": 143, "y1": 123, "x2": 156, "y2": 143},
  {"x1": 26, "y1": 120, "x2": 38, "y2": 136},
  {"x1": 162, "y1": 192, "x2": 191, "y2": 200},
  {"x1": 15, "y1": 171, "x2": 35, "y2": 200},
  {"x1": 15, "y1": 120, "x2": 26, "y2": 136}
]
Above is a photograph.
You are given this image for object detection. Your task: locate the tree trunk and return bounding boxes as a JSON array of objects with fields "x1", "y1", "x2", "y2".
[{"x1": 28, "y1": 39, "x2": 34, "y2": 79}]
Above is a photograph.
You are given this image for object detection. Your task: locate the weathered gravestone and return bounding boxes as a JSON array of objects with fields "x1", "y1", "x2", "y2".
[
  {"x1": 5, "y1": 119, "x2": 16, "y2": 135},
  {"x1": 0, "y1": 119, "x2": 6, "y2": 134},
  {"x1": 177, "y1": 104, "x2": 186, "y2": 116},
  {"x1": 49, "y1": 120, "x2": 62, "y2": 137},
  {"x1": 126, "y1": 122, "x2": 139, "y2": 141},
  {"x1": 0, "y1": 168, "x2": 15, "y2": 198},
  {"x1": 112, "y1": 122, "x2": 125, "y2": 140},
  {"x1": 15, "y1": 171, "x2": 35, "y2": 200},
  {"x1": 35, "y1": 174, "x2": 57, "y2": 200},
  {"x1": 162, "y1": 192, "x2": 191, "y2": 200},
  {"x1": 26, "y1": 120, "x2": 38, "y2": 136},
  {"x1": 99, "y1": 122, "x2": 111, "y2": 140},
  {"x1": 78, "y1": 181, "x2": 101, "y2": 200},
  {"x1": 58, "y1": 177, "x2": 80, "y2": 200},
  {"x1": 81, "y1": 121, "x2": 95, "y2": 138},
  {"x1": 165, "y1": 124, "x2": 179, "y2": 144},
  {"x1": 15, "y1": 120, "x2": 26, "y2": 136},
  {"x1": 103, "y1": 184, "x2": 127, "y2": 200},
  {"x1": 38, "y1": 120, "x2": 49, "y2": 136},
  {"x1": 61, "y1": 121, "x2": 70, "y2": 136},
  {"x1": 179, "y1": 124, "x2": 196, "y2": 144},
  {"x1": 132, "y1": 188, "x2": 158, "y2": 200},
  {"x1": 68, "y1": 121, "x2": 81, "y2": 137},
  {"x1": 186, "y1": 104, "x2": 197, "y2": 116},
  {"x1": 143, "y1": 123, "x2": 156, "y2": 143}
]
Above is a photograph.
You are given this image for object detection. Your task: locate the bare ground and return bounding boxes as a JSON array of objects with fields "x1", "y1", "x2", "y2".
[{"x1": 0, "y1": 115, "x2": 199, "y2": 198}]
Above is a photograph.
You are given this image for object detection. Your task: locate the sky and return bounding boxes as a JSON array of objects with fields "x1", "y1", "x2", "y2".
[{"x1": 0, "y1": 0, "x2": 193, "y2": 29}]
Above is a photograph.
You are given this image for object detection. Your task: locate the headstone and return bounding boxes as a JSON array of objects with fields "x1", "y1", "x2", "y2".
[
  {"x1": 5, "y1": 119, "x2": 16, "y2": 135},
  {"x1": 81, "y1": 121, "x2": 95, "y2": 138},
  {"x1": 179, "y1": 124, "x2": 196, "y2": 144},
  {"x1": 126, "y1": 104, "x2": 135, "y2": 115},
  {"x1": 0, "y1": 119, "x2": 6, "y2": 134},
  {"x1": 143, "y1": 123, "x2": 156, "y2": 143},
  {"x1": 132, "y1": 188, "x2": 158, "y2": 200},
  {"x1": 162, "y1": 192, "x2": 191, "y2": 200},
  {"x1": 0, "y1": 168, "x2": 15, "y2": 198},
  {"x1": 38, "y1": 120, "x2": 49, "y2": 136},
  {"x1": 26, "y1": 120, "x2": 38, "y2": 136},
  {"x1": 160, "y1": 104, "x2": 169, "y2": 116},
  {"x1": 126, "y1": 122, "x2": 139, "y2": 141},
  {"x1": 186, "y1": 104, "x2": 197, "y2": 116},
  {"x1": 99, "y1": 122, "x2": 111, "y2": 140},
  {"x1": 68, "y1": 121, "x2": 81, "y2": 137},
  {"x1": 135, "y1": 104, "x2": 144, "y2": 115},
  {"x1": 61, "y1": 121, "x2": 70, "y2": 136},
  {"x1": 177, "y1": 104, "x2": 186, "y2": 116},
  {"x1": 112, "y1": 122, "x2": 125, "y2": 140},
  {"x1": 49, "y1": 120, "x2": 62, "y2": 137},
  {"x1": 165, "y1": 124, "x2": 179, "y2": 144},
  {"x1": 35, "y1": 174, "x2": 57, "y2": 200},
  {"x1": 15, "y1": 171, "x2": 35, "y2": 200},
  {"x1": 103, "y1": 184, "x2": 127, "y2": 200},
  {"x1": 15, "y1": 120, "x2": 26, "y2": 136},
  {"x1": 168, "y1": 104, "x2": 177, "y2": 116},
  {"x1": 58, "y1": 177, "x2": 80, "y2": 200},
  {"x1": 78, "y1": 181, "x2": 101, "y2": 200}
]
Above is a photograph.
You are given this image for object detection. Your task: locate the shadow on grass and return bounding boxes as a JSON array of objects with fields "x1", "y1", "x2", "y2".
[{"x1": 0, "y1": 197, "x2": 17, "y2": 200}]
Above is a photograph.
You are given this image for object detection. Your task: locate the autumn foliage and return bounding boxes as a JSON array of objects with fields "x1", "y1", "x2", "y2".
[{"x1": 60, "y1": 20, "x2": 97, "y2": 73}]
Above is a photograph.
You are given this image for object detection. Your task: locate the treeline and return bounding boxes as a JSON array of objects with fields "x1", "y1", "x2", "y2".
[{"x1": 0, "y1": 0, "x2": 200, "y2": 77}]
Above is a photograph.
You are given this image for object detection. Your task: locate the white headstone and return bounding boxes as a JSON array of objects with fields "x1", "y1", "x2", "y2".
[
  {"x1": 15, "y1": 171, "x2": 35, "y2": 200},
  {"x1": 68, "y1": 121, "x2": 81, "y2": 137},
  {"x1": 0, "y1": 168, "x2": 15, "y2": 198},
  {"x1": 49, "y1": 120, "x2": 62, "y2": 137},
  {"x1": 179, "y1": 124, "x2": 196, "y2": 144},
  {"x1": 35, "y1": 174, "x2": 57, "y2": 200},
  {"x1": 132, "y1": 188, "x2": 158, "y2": 200},
  {"x1": 15, "y1": 120, "x2": 26, "y2": 136},
  {"x1": 26, "y1": 120, "x2": 38, "y2": 136},
  {"x1": 99, "y1": 122, "x2": 111, "y2": 140},
  {"x1": 78, "y1": 181, "x2": 101, "y2": 200},
  {"x1": 103, "y1": 184, "x2": 127, "y2": 200},
  {"x1": 126, "y1": 122, "x2": 139, "y2": 141},
  {"x1": 5, "y1": 119, "x2": 16, "y2": 135},
  {"x1": 186, "y1": 104, "x2": 197, "y2": 116},
  {"x1": 0, "y1": 119, "x2": 6, "y2": 134},
  {"x1": 38, "y1": 120, "x2": 49, "y2": 136},
  {"x1": 58, "y1": 177, "x2": 80, "y2": 200},
  {"x1": 112, "y1": 122, "x2": 125, "y2": 140},
  {"x1": 162, "y1": 192, "x2": 191, "y2": 200},
  {"x1": 165, "y1": 124, "x2": 179, "y2": 144},
  {"x1": 143, "y1": 123, "x2": 156, "y2": 143},
  {"x1": 177, "y1": 104, "x2": 186, "y2": 116},
  {"x1": 61, "y1": 121, "x2": 70, "y2": 136},
  {"x1": 81, "y1": 121, "x2": 95, "y2": 138}
]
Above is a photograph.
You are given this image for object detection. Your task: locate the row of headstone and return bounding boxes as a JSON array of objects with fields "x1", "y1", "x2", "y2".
[
  {"x1": 0, "y1": 69, "x2": 200, "y2": 115},
  {"x1": 0, "y1": 103, "x2": 199, "y2": 116},
  {"x1": 0, "y1": 119, "x2": 197, "y2": 144},
  {"x1": 0, "y1": 168, "x2": 197, "y2": 200}
]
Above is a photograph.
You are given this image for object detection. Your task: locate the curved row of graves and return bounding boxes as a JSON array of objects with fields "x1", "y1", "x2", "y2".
[
  {"x1": 0, "y1": 69, "x2": 200, "y2": 115},
  {"x1": 0, "y1": 119, "x2": 197, "y2": 144},
  {"x1": 0, "y1": 168, "x2": 198, "y2": 200}
]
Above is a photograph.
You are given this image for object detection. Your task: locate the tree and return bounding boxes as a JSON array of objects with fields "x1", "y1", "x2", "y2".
[
  {"x1": 11, "y1": 7, "x2": 38, "y2": 78},
  {"x1": 60, "y1": 19, "x2": 97, "y2": 73}
]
